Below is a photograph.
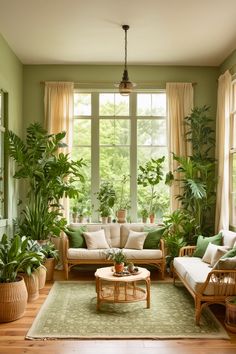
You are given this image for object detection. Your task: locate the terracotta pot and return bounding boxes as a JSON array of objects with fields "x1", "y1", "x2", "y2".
[
  {"x1": 149, "y1": 214, "x2": 155, "y2": 223},
  {"x1": 0, "y1": 276, "x2": 28, "y2": 322},
  {"x1": 114, "y1": 262, "x2": 125, "y2": 273},
  {"x1": 22, "y1": 271, "x2": 39, "y2": 302},
  {"x1": 117, "y1": 209, "x2": 127, "y2": 223}
]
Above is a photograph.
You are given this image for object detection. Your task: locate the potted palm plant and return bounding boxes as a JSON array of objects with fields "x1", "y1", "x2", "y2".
[{"x1": 0, "y1": 234, "x2": 43, "y2": 322}]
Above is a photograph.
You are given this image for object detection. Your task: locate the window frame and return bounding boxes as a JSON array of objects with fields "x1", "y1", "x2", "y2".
[
  {"x1": 72, "y1": 89, "x2": 168, "y2": 222},
  {"x1": 229, "y1": 81, "x2": 236, "y2": 229}
]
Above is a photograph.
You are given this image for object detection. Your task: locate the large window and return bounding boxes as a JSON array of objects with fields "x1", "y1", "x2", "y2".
[
  {"x1": 72, "y1": 90, "x2": 169, "y2": 222},
  {"x1": 230, "y1": 82, "x2": 236, "y2": 228}
]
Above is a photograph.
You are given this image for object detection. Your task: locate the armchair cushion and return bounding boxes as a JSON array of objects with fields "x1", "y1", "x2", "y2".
[
  {"x1": 221, "y1": 247, "x2": 236, "y2": 259},
  {"x1": 213, "y1": 256, "x2": 236, "y2": 270},
  {"x1": 193, "y1": 233, "x2": 223, "y2": 258},
  {"x1": 202, "y1": 243, "x2": 229, "y2": 266}
]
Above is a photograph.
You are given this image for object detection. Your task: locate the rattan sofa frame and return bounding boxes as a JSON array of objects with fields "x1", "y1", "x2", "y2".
[
  {"x1": 62, "y1": 234, "x2": 166, "y2": 280},
  {"x1": 173, "y1": 245, "x2": 236, "y2": 325}
]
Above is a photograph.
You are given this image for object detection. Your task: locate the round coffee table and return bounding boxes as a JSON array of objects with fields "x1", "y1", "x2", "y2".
[{"x1": 94, "y1": 266, "x2": 150, "y2": 310}]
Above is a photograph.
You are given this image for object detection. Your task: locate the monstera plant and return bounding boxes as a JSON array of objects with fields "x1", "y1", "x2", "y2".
[{"x1": 7, "y1": 123, "x2": 86, "y2": 240}]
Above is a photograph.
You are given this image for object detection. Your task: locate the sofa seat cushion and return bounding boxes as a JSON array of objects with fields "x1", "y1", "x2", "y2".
[
  {"x1": 67, "y1": 248, "x2": 108, "y2": 260},
  {"x1": 123, "y1": 248, "x2": 162, "y2": 260},
  {"x1": 174, "y1": 257, "x2": 215, "y2": 295}
]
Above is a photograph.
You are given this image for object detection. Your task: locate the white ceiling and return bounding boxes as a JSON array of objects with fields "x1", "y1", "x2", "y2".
[{"x1": 0, "y1": 0, "x2": 236, "y2": 66}]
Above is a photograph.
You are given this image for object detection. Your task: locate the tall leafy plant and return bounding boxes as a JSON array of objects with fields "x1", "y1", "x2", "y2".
[
  {"x1": 171, "y1": 105, "x2": 216, "y2": 235},
  {"x1": 7, "y1": 123, "x2": 85, "y2": 240},
  {"x1": 137, "y1": 157, "x2": 166, "y2": 216},
  {"x1": 97, "y1": 181, "x2": 116, "y2": 217}
]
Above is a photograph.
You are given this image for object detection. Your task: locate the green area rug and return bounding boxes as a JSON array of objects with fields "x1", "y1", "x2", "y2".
[{"x1": 26, "y1": 281, "x2": 229, "y2": 339}]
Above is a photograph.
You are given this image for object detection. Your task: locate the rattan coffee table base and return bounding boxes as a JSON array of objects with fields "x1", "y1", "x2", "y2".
[{"x1": 95, "y1": 266, "x2": 150, "y2": 310}]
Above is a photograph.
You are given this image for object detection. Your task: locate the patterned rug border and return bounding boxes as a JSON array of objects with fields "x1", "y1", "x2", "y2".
[{"x1": 26, "y1": 281, "x2": 230, "y2": 340}]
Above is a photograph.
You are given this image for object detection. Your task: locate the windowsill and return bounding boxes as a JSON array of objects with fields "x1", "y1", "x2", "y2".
[{"x1": 0, "y1": 219, "x2": 8, "y2": 227}]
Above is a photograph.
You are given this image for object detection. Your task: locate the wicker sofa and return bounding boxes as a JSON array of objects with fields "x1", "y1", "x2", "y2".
[
  {"x1": 62, "y1": 222, "x2": 166, "y2": 280},
  {"x1": 173, "y1": 229, "x2": 236, "y2": 324}
]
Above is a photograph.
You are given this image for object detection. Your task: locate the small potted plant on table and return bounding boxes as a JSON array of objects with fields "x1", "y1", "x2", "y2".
[{"x1": 105, "y1": 249, "x2": 127, "y2": 273}]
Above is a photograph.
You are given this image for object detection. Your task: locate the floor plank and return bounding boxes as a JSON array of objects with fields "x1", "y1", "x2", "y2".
[{"x1": 0, "y1": 267, "x2": 236, "y2": 354}]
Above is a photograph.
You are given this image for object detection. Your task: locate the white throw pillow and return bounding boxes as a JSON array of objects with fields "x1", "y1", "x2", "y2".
[
  {"x1": 202, "y1": 243, "x2": 229, "y2": 266},
  {"x1": 83, "y1": 229, "x2": 110, "y2": 249},
  {"x1": 124, "y1": 230, "x2": 147, "y2": 250}
]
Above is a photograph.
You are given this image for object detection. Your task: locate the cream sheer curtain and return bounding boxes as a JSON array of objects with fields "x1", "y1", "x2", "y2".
[
  {"x1": 44, "y1": 82, "x2": 74, "y2": 270},
  {"x1": 44, "y1": 81, "x2": 74, "y2": 220},
  {"x1": 166, "y1": 83, "x2": 194, "y2": 211},
  {"x1": 215, "y1": 70, "x2": 232, "y2": 232}
]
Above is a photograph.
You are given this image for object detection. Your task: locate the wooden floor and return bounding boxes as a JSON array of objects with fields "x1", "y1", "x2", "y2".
[{"x1": 0, "y1": 267, "x2": 236, "y2": 354}]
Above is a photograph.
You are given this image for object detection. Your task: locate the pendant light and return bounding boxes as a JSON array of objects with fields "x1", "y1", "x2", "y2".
[{"x1": 118, "y1": 25, "x2": 136, "y2": 95}]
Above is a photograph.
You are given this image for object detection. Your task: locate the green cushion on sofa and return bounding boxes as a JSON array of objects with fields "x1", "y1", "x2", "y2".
[
  {"x1": 220, "y1": 247, "x2": 236, "y2": 259},
  {"x1": 65, "y1": 226, "x2": 87, "y2": 248},
  {"x1": 193, "y1": 233, "x2": 223, "y2": 258},
  {"x1": 143, "y1": 226, "x2": 166, "y2": 249}
]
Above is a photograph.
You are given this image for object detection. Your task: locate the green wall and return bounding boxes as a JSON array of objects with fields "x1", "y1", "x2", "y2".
[
  {"x1": 23, "y1": 64, "x2": 219, "y2": 128},
  {"x1": 0, "y1": 34, "x2": 23, "y2": 236},
  {"x1": 220, "y1": 49, "x2": 236, "y2": 74}
]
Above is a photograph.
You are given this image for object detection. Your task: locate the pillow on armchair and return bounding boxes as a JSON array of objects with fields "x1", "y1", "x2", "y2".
[{"x1": 193, "y1": 233, "x2": 223, "y2": 258}]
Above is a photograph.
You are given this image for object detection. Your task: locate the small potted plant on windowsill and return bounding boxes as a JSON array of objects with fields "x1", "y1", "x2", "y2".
[
  {"x1": 105, "y1": 249, "x2": 127, "y2": 273},
  {"x1": 97, "y1": 181, "x2": 116, "y2": 224},
  {"x1": 140, "y1": 207, "x2": 149, "y2": 223},
  {"x1": 115, "y1": 174, "x2": 130, "y2": 223}
]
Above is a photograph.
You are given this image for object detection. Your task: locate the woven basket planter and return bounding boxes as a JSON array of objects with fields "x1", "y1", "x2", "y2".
[
  {"x1": 36, "y1": 265, "x2": 47, "y2": 289},
  {"x1": 22, "y1": 272, "x2": 39, "y2": 302},
  {"x1": 0, "y1": 276, "x2": 28, "y2": 322},
  {"x1": 225, "y1": 296, "x2": 236, "y2": 333},
  {"x1": 45, "y1": 258, "x2": 55, "y2": 281}
]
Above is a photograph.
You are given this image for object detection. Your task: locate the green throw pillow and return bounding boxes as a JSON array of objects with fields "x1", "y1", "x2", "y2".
[
  {"x1": 143, "y1": 226, "x2": 166, "y2": 249},
  {"x1": 220, "y1": 247, "x2": 236, "y2": 259},
  {"x1": 193, "y1": 233, "x2": 223, "y2": 258},
  {"x1": 65, "y1": 225, "x2": 87, "y2": 248}
]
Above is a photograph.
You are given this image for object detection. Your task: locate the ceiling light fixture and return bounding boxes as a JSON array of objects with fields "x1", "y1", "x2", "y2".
[{"x1": 118, "y1": 25, "x2": 136, "y2": 96}]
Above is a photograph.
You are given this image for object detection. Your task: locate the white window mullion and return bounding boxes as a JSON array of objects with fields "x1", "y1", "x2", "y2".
[
  {"x1": 91, "y1": 92, "x2": 100, "y2": 222},
  {"x1": 130, "y1": 92, "x2": 137, "y2": 222}
]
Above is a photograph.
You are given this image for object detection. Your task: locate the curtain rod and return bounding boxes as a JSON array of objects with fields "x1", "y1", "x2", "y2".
[{"x1": 40, "y1": 81, "x2": 197, "y2": 86}]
